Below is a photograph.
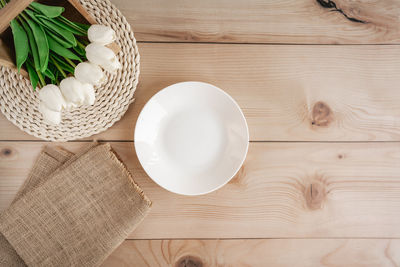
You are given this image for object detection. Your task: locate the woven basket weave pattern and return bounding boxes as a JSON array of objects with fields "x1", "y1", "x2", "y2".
[{"x1": 0, "y1": 0, "x2": 140, "y2": 141}]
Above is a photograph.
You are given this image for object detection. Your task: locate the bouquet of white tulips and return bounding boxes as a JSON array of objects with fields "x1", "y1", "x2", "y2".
[
  {"x1": 39, "y1": 24, "x2": 121, "y2": 124},
  {"x1": 2, "y1": 0, "x2": 122, "y2": 125}
]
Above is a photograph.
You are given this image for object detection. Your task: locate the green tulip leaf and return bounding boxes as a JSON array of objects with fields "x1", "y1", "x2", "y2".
[
  {"x1": 29, "y1": 2, "x2": 64, "y2": 18},
  {"x1": 19, "y1": 19, "x2": 40, "y2": 71},
  {"x1": 10, "y1": 19, "x2": 29, "y2": 72},
  {"x1": 48, "y1": 35, "x2": 80, "y2": 61},
  {"x1": 51, "y1": 54, "x2": 75, "y2": 74},
  {"x1": 44, "y1": 29, "x2": 73, "y2": 48},
  {"x1": 24, "y1": 15, "x2": 49, "y2": 73},
  {"x1": 73, "y1": 44, "x2": 86, "y2": 57},
  {"x1": 25, "y1": 9, "x2": 76, "y2": 47},
  {"x1": 26, "y1": 59, "x2": 39, "y2": 90},
  {"x1": 73, "y1": 21, "x2": 90, "y2": 31},
  {"x1": 58, "y1": 16, "x2": 89, "y2": 34},
  {"x1": 36, "y1": 15, "x2": 86, "y2": 36},
  {"x1": 42, "y1": 67, "x2": 55, "y2": 81},
  {"x1": 35, "y1": 15, "x2": 77, "y2": 46}
]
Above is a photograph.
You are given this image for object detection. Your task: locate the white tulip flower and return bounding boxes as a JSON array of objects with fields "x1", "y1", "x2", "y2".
[
  {"x1": 64, "y1": 101, "x2": 77, "y2": 109},
  {"x1": 39, "y1": 102, "x2": 61, "y2": 125},
  {"x1": 88, "y1": 24, "x2": 116, "y2": 45},
  {"x1": 81, "y1": 82, "x2": 95, "y2": 105},
  {"x1": 60, "y1": 77, "x2": 86, "y2": 107},
  {"x1": 38, "y1": 84, "x2": 66, "y2": 112},
  {"x1": 85, "y1": 43, "x2": 121, "y2": 73},
  {"x1": 75, "y1": 62, "x2": 105, "y2": 86},
  {"x1": 102, "y1": 59, "x2": 121, "y2": 73}
]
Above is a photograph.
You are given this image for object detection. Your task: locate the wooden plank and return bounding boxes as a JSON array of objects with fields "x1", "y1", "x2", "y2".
[
  {"x1": 2, "y1": 141, "x2": 400, "y2": 238},
  {"x1": 2, "y1": 43, "x2": 400, "y2": 141},
  {"x1": 0, "y1": 0, "x2": 33, "y2": 34},
  {"x1": 101, "y1": 239, "x2": 400, "y2": 267},
  {"x1": 67, "y1": 0, "x2": 97, "y2": 25},
  {"x1": 113, "y1": 0, "x2": 400, "y2": 44}
]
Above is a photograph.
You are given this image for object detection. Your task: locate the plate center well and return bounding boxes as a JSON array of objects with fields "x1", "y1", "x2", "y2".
[{"x1": 161, "y1": 107, "x2": 227, "y2": 170}]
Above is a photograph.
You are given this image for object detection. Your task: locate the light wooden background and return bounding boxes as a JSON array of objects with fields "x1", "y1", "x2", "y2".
[{"x1": 1, "y1": 0, "x2": 400, "y2": 266}]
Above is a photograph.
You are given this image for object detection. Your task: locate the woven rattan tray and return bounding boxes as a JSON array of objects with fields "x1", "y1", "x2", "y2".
[{"x1": 0, "y1": 0, "x2": 139, "y2": 141}]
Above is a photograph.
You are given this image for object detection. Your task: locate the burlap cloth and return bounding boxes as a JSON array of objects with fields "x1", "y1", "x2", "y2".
[{"x1": 0, "y1": 143, "x2": 151, "y2": 266}]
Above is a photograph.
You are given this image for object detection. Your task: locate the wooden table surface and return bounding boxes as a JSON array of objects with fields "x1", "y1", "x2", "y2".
[{"x1": 2, "y1": 0, "x2": 400, "y2": 266}]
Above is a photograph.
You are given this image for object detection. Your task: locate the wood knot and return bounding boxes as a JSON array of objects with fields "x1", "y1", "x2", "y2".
[
  {"x1": 1, "y1": 148, "x2": 12, "y2": 158},
  {"x1": 311, "y1": 101, "x2": 333, "y2": 127},
  {"x1": 304, "y1": 182, "x2": 326, "y2": 210},
  {"x1": 175, "y1": 256, "x2": 203, "y2": 267}
]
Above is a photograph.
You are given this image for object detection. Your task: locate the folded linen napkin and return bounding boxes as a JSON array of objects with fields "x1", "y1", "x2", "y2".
[{"x1": 0, "y1": 143, "x2": 151, "y2": 267}]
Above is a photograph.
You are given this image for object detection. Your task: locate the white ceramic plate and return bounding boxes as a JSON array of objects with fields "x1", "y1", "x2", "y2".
[{"x1": 135, "y1": 81, "x2": 249, "y2": 195}]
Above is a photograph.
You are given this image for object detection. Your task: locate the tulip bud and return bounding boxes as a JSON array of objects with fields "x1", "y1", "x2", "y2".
[
  {"x1": 81, "y1": 83, "x2": 95, "y2": 105},
  {"x1": 102, "y1": 59, "x2": 121, "y2": 73},
  {"x1": 39, "y1": 102, "x2": 61, "y2": 125},
  {"x1": 38, "y1": 84, "x2": 66, "y2": 112},
  {"x1": 60, "y1": 77, "x2": 86, "y2": 107},
  {"x1": 85, "y1": 43, "x2": 121, "y2": 73},
  {"x1": 88, "y1": 24, "x2": 116, "y2": 45},
  {"x1": 64, "y1": 102, "x2": 77, "y2": 109},
  {"x1": 75, "y1": 62, "x2": 105, "y2": 86}
]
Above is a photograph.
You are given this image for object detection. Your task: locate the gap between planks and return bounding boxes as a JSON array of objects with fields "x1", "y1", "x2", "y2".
[
  {"x1": 124, "y1": 237, "x2": 400, "y2": 241},
  {"x1": 137, "y1": 41, "x2": 400, "y2": 46},
  {"x1": 4, "y1": 140, "x2": 400, "y2": 143}
]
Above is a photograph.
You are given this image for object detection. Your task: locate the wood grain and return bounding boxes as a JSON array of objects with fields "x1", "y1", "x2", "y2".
[
  {"x1": 101, "y1": 239, "x2": 400, "y2": 267},
  {"x1": 2, "y1": 43, "x2": 400, "y2": 141},
  {"x1": 2, "y1": 141, "x2": 400, "y2": 238},
  {"x1": 1, "y1": 1, "x2": 399, "y2": 264},
  {"x1": 67, "y1": 0, "x2": 97, "y2": 24},
  {"x1": 112, "y1": 0, "x2": 400, "y2": 44},
  {"x1": 0, "y1": 0, "x2": 33, "y2": 34}
]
